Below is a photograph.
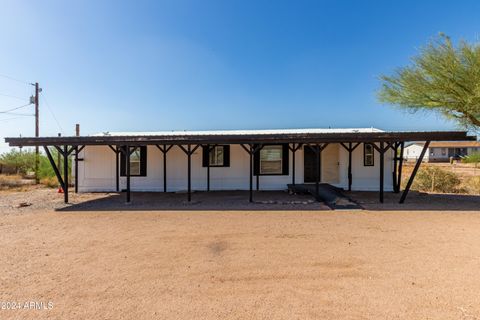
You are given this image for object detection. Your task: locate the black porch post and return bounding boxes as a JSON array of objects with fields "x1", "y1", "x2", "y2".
[
  {"x1": 379, "y1": 142, "x2": 384, "y2": 203},
  {"x1": 292, "y1": 144, "x2": 296, "y2": 185},
  {"x1": 249, "y1": 146, "x2": 253, "y2": 202},
  {"x1": 396, "y1": 142, "x2": 405, "y2": 193},
  {"x1": 178, "y1": 144, "x2": 199, "y2": 202},
  {"x1": 392, "y1": 142, "x2": 398, "y2": 193},
  {"x1": 63, "y1": 145, "x2": 69, "y2": 203},
  {"x1": 348, "y1": 142, "x2": 353, "y2": 191},
  {"x1": 115, "y1": 146, "x2": 120, "y2": 192},
  {"x1": 126, "y1": 146, "x2": 131, "y2": 203},
  {"x1": 206, "y1": 144, "x2": 210, "y2": 192},
  {"x1": 315, "y1": 145, "x2": 320, "y2": 197},
  {"x1": 400, "y1": 141, "x2": 430, "y2": 203},
  {"x1": 187, "y1": 144, "x2": 192, "y2": 202},
  {"x1": 74, "y1": 146, "x2": 79, "y2": 193},
  {"x1": 163, "y1": 145, "x2": 167, "y2": 192}
]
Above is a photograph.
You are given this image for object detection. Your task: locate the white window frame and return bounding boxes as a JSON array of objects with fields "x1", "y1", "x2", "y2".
[
  {"x1": 259, "y1": 145, "x2": 283, "y2": 174},
  {"x1": 130, "y1": 148, "x2": 141, "y2": 176},
  {"x1": 364, "y1": 143, "x2": 374, "y2": 166}
]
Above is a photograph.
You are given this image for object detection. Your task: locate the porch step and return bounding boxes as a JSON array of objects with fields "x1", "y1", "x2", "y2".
[{"x1": 287, "y1": 183, "x2": 362, "y2": 210}]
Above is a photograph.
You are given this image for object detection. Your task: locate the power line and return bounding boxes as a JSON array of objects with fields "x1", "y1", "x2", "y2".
[
  {"x1": 0, "y1": 103, "x2": 32, "y2": 114},
  {"x1": 40, "y1": 92, "x2": 63, "y2": 133},
  {"x1": 0, "y1": 116, "x2": 31, "y2": 122},
  {"x1": 0, "y1": 111, "x2": 34, "y2": 116},
  {"x1": 0, "y1": 92, "x2": 28, "y2": 101},
  {"x1": 0, "y1": 73, "x2": 30, "y2": 85}
]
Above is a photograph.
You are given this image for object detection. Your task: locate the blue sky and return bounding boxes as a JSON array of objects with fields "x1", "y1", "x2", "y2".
[{"x1": 1, "y1": 0, "x2": 480, "y2": 151}]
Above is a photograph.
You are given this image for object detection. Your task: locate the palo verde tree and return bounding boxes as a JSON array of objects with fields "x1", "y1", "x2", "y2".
[{"x1": 378, "y1": 34, "x2": 480, "y2": 129}]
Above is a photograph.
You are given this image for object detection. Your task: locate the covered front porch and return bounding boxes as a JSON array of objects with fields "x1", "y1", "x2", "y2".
[{"x1": 5, "y1": 129, "x2": 474, "y2": 206}]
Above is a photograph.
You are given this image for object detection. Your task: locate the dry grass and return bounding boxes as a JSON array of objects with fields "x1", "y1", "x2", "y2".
[
  {"x1": 403, "y1": 162, "x2": 480, "y2": 195},
  {"x1": 0, "y1": 174, "x2": 25, "y2": 190},
  {"x1": 463, "y1": 176, "x2": 480, "y2": 195},
  {"x1": 40, "y1": 176, "x2": 59, "y2": 188}
]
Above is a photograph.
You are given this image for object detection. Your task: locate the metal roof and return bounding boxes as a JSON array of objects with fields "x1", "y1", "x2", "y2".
[
  {"x1": 409, "y1": 141, "x2": 480, "y2": 148},
  {"x1": 4, "y1": 128, "x2": 475, "y2": 147},
  {"x1": 92, "y1": 127, "x2": 384, "y2": 137}
]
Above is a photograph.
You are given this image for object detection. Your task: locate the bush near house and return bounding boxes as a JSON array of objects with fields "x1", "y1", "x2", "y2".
[
  {"x1": 0, "y1": 149, "x2": 70, "y2": 189},
  {"x1": 411, "y1": 166, "x2": 463, "y2": 193},
  {"x1": 462, "y1": 152, "x2": 480, "y2": 164},
  {"x1": 464, "y1": 176, "x2": 480, "y2": 195}
]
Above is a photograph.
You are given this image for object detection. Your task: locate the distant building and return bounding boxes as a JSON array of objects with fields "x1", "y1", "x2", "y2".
[{"x1": 405, "y1": 141, "x2": 480, "y2": 162}]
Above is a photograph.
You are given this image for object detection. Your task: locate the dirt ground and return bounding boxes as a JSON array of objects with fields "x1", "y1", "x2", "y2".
[{"x1": 1, "y1": 187, "x2": 480, "y2": 319}]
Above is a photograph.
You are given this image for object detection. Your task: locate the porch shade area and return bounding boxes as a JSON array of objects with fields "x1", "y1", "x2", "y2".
[{"x1": 5, "y1": 129, "x2": 475, "y2": 205}]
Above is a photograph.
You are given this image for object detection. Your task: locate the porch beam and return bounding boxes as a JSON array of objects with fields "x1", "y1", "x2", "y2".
[
  {"x1": 288, "y1": 143, "x2": 302, "y2": 186},
  {"x1": 379, "y1": 142, "x2": 384, "y2": 203},
  {"x1": 74, "y1": 145, "x2": 85, "y2": 193},
  {"x1": 339, "y1": 142, "x2": 360, "y2": 191},
  {"x1": 107, "y1": 145, "x2": 120, "y2": 192},
  {"x1": 399, "y1": 141, "x2": 430, "y2": 203},
  {"x1": 156, "y1": 144, "x2": 173, "y2": 192},
  {"x1": 178, "y1": 144, "x2": 201, "y2": 202},
  {"x1": 240, "y1": 144, "x2": 262, "y2": 203},
  {"x1": 204, "y1": 144, "x2": 217, "y2": 192},
  {"x1": 43, "y1": 146, "x2": 65, "y2": 191}
]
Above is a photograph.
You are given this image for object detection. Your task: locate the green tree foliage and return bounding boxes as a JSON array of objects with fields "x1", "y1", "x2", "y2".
[
  {"x1": 0, "y1": 149, "x2": 36, "y2": 174},
  {"x1": 378, "y1": 34, "x2": 480, "y2": 129},
  {"x1": 0, "y1": 149, "x2": 57, "y2": 178},
  {"x1": 462, "y1": 152, "x2": 480, "y2": 164}
]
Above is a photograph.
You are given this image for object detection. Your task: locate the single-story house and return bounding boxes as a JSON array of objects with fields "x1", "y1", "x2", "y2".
[
  {"x1": 405, "y1": 141, "x2": 480, "y2": 162},
  {"x1": 4, "y1": 127, "x2": 474, "y2": 204}
]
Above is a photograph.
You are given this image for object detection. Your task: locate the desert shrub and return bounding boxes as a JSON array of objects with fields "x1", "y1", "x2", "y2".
[
  {"x1": 464, "y1": 176, "x2": 480, "y2": 195},
  {"x1": 40, "y1": 176, "x2": 59, "y2": 188},
  {"x1": 462, "y1": 152, "x2": 480, "y2": 164},
  {"x1": 0, "y1": 175, "x2": 24, "y2": 189},
  {"x1": 412, "y1": 166, "x2": 462, "y2": 193},
  {"x1": 0, "y1": 148, "x2": 65, "y2": 180},
  {"x1": 0, "y1": 150, "x2": 36, "y2": 175}
]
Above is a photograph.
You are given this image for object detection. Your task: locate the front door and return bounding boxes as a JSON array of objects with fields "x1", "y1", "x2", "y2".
[
  {"x1": 304, "y1": 147, "x2": 317, "y2": 183},
  {"x1": 303, "y1": 145, "x2": 339, "y2": 184}
]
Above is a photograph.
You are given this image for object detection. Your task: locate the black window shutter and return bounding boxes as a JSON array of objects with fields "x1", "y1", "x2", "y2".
[
  {"x1": 140, "y1": 146, "x2": 147, "y2": 176},
  {"x1": 253, "y1": 145, "x2": 260, "y2": 175},
  {"x1": 223, "y1": 145, "x2": 230, "y2": 167},
  {"x1": 120, "y1": 146, "x2": 147, "y2": 176},
  {"x1": 202, "y1": 146, "x2": 209, "y2": 167},
  {"x1": 120, "y1": 146, "x2": 126, "y2": 176},
  {"x1": 282, "y1": 144, "x2": 289, "y2": 175}
]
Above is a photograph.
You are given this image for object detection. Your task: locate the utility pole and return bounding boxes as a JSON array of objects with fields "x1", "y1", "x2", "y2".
[{"x1": 34, "y1": 82, "x2": 40, "y2": 184}]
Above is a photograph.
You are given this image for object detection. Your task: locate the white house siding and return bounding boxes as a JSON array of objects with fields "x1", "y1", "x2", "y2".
[
  {"x1": 428, "y1": 147, "x2": 448, "y2": 162},
  {"x1": 77, "y1": 143, "x2": 394, "y2": 192},
  {"x1": 404, "y1": 144, "x2": 429, "y2": 162},
  {"x1": 337, "y1": 143, "x2": 394, "y2": 191}
]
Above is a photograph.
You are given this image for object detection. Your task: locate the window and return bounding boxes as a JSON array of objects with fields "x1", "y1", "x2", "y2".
[
  {"x1": 252, "y1": 144, "x2": 289, "y2": 176},
  {"x1": 202, "y1": 145, "x2": 230, "y2": 167},
  {"x1": 260, "y1": 145, "x2": 283, "y2": 174},
  {"x1": 209, "y1": 146, "x2": 224, "y2": 166},
  {"x1": 130, "y1": 148, "x2": 141, "y2": 175},
  {"x1": 364, "y1": 143, "x2": 374, "y2": 166},
  {"x1": 120, "y1": 146, "x2": 147, "y2": 176},
  {"x1": 441, "y1": 148, "x2": 447, "y2": 156}
]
